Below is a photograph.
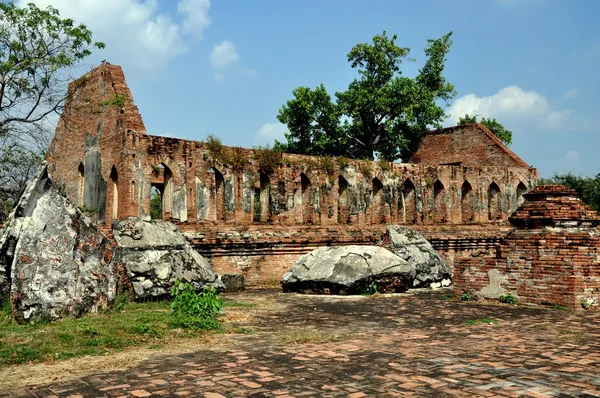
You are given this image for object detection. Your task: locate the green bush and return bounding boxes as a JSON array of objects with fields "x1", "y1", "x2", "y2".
[
  {"x1": 169, "y1": 281, "x2": 223, "y2": 331},
  {"x1": 460, "y1": 292, "x2": 473, "y2": 302},
  {"x1": 253, "y1": 145, "x2": 283, "y2": 174},
  {"x1": 499, "y1": 293, "x2": 517, "y2": 304}
]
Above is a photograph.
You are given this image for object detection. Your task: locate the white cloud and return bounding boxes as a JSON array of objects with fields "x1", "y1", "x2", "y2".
[
  {"x1": 558, "y1": 150, "x2": 584, "y2": 174},
  {"x1": 177, "y1": 0, "x2": 211, "y2": 38},
  {"x1": 446, "y1": 86, "x2": 571, "y2": 129},
  {"x1": 210, "y1": 41, "x2": 239, "y2": 70},
  {"x1": 255, "y1": 123, "x2": 287, "y2": 145},
  {"x1": 562, "y1": 88, "x2": 580, "y2": 100},
  {"x1": 19, "y1": 0, "x2": 211, "y2": 72},
  {"x1": 209, "y1": 40, "x2": 256, "y2": 81}
]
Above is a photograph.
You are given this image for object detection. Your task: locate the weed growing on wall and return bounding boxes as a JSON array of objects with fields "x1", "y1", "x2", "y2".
[
  {"x1": 169, "y1": 281, "x2": 223, "y2": 331},
  {"x1": 253, "y1": 145, "x2": 283, "y2": 174},
  {"x1": 499, "y1": 293, "x2": 517, "y2": 304},
  {"x1": 359, "y1": 162, "x2": 372, "y2": 178},
  {"x1": 336, "y1": 156, "x2": 350, "y2": 169},
  {"x1": 320, "y1": 156, "x2": 335, "y2": 175}
]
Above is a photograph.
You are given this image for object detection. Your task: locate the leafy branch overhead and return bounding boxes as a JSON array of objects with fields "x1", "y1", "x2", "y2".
[
  {"x1": 0, "y1": 2, "x2": 104, "y2": 221},
  {"x1": 275, "y1": 31, "x2": 456, "y2": 162}
]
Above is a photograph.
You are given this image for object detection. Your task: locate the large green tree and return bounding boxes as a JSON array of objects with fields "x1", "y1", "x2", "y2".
[
  {"x1": 457, "y1": 114, "x2": 512, "y2": 145},
  {"x1": 0, "y1": 2, "x2": 104, "y2": 221},
  {"x1": 275, "y1": 31, "x2": 456, "y2": 161}
]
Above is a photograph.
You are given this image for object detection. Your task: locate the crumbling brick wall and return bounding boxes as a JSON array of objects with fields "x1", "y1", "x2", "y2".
[{"x1": 454, "y1": 185, "x2": 600, "y2": 309}]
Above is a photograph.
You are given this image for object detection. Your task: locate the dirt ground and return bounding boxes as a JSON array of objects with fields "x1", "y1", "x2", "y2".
[{"x1": 2, "y1": 288, "x2": 600, "y2": 397}]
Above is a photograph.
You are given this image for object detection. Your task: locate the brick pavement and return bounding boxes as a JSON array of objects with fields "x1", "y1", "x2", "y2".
[{"x1": 2, "y1": 291, "x2": 600, "y2": 397}]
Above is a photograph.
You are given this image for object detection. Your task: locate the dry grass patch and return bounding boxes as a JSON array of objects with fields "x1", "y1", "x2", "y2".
[{"x1": 278, "y1": 328, "x2": 341, "y2": 345}]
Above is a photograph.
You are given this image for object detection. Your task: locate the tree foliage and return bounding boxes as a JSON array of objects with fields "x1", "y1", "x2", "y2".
[
  {"x1": 539, "y1": 173, "x2": 600, "y2": 212},
  {"x1": 457, "y1": 114, "x2": 512, "y2": 146},
  {"x1": 0, "y1": 2, "x2": 104, "y2": 221},
  {"x1": 275, "y1": 31, "x2": 456, "y2": 161}
]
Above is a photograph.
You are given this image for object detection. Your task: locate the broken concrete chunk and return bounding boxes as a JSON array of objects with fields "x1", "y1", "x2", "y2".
[
  {"x1": 281, "y1": 245, "x2": 416, "y2": 294},
  {"x1": 386, "y1": 225, "x2": 452, "y2": 288}
]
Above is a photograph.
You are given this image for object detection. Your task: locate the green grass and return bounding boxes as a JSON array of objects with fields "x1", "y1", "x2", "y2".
[
  {"x1": 464, "y1": 318, "x2": 499, "y2": 326},
  {"x1": 0, "y1": 300, "x2": 207, "y2": 366}
]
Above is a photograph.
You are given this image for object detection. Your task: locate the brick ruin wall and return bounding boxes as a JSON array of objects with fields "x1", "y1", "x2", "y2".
[
  {"x1": 46, "y1": 64, "x2": 539, "y2": 286},
  {"x1": 453, "y1": 186, "x2": 600, "y2": 309}
]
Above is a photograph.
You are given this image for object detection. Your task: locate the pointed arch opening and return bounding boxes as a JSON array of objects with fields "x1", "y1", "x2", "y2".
[
  {"x1": 300, "y1": 173, "x2": 312, "y2": 224},
  {"x1": 211, "y1": 167, "x2": 225, "y2": 221},
  {"x1": 150, "y1": 163, "x2": 173, "y2": 219},
  {"x1": 254, "y1": 170, "x2": 270, "y2": 223},
  {"x1": 78, "y1": 162, "x2": 85, "y2": 207},
  {"x1": 433, "y1": 180, "x2": 447, "y2": 223},
  {"x1": 488, "y1": 182, "x2": 501, "y2": 221},
  {"x1": 516, "y1": 181, "x2": 528, "y2": 207},
  {"x1": 372, "y1": 177, "x2": 384, "y2": 224},
  {"x1": 109, "y1": 165, "x2": 118, "y2": 220},
  {"x1": 338, "y1": 175, "x2": 349, "y2": 224},
  {"x1": 399, "y1": 179, "x2": 417, "y2": 224},
  {"x1": 461, "y1": 181, "x2": 474, "y2": 223}
]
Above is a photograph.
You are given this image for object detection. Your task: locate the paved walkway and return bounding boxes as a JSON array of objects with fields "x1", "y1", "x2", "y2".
[{"x1": 3, "y1": 291, "x2": 600, "y2": 397}]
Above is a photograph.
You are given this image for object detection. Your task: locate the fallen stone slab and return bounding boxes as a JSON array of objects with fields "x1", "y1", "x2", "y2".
[
  {"x1": 386, "y1": 225, "x2": 452, "y2": 288},
  {"x1": 0, "y1": 164, "x2": 117, "y2": 323},
  {"x1": 113, "y1": 217, "x2": 225, "y2": 299},
  {"x1": 281, "y1": 245, "x2": 416, "y2": 294}
]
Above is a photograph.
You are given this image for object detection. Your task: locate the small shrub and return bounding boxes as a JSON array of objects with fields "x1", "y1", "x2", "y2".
[
  {"x1": 1, "y1": 298, "x2": 11, "y2": 317},
  {"x1": 551, "y1": 303, "x2": 569, "y2": 311},
  {"x1": 111, "y1": 293, "x2": 129, "y2": 313},
  {"x1": 206, "y1": 134, "x2": 224, "y2": 161},
  {"x1": 99, "y1": 93, "x2": 125, "y2": 109},
  {"x1": 359, "y1": 162, "x2": 372, "y2": 178},
  {"x1": 499, "y1": 293, "x2": 517, "y2": 304},
  {"x1": 169, "y1": 281, "x2": 223, "y2": 331},
  {"x1": 253, "y1": 145, "x2": 283, "y2": 174},
  {"x1": 224, "y1": 147, "x2": 247, "y2": 171},
  {"x1": 378, "y1": 159, "x2": 391, "y2": 172},
  {"x1": 361, "y1": 281, "x2": 379, "y2": 296},
  {"x1": 320, "y1": 156, "x2": 335, "y2": 175},
  {"x1": 460, "y1": 292, "x2": 473, "y2": 302},
  {"x1": 336, "y1": 156, "x2": 350, "y2": 169}
]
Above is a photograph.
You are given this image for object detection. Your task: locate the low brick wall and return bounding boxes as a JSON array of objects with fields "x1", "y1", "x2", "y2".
[
  {"x1": 177, "y1": 223, "x2": 510, "y2": 286},
  {"x1": 453, "y1": 185, "x2": 600, "y2": 310}
]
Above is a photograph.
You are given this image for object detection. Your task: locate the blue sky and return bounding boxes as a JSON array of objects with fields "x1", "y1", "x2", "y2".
[{"x1": 22, "y1": 0, "x2": 600, "y2": 177}]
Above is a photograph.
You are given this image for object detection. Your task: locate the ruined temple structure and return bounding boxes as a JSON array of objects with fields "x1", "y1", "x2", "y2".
[
  {"x1": 454, "y1": 185, "x2": 600, "y2": 309},
  {"x1": 46, "y1": 63, "x2": 538, "y2": 285}
]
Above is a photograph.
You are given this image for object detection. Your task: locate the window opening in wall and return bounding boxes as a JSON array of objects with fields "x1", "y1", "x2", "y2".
[
  {"x1": 372, "y1": 177, "x2": 384, "y2": 224},
  {"x1": 461, "y1": 181, "x2": 474, "y2": 223},
  {"x1": 110, "y1": 166, "x2": 118, "y2": 220},
  {"x1": 516, "y1": 182, "x2": 527, "y2": 207},
  {"x1": 152, "y1": 163, "x2": 173, "y2": 219},
  {"x1": 338, "y1": 175, "x2": 349, "y2": 224},
  {"x1": 212, "y1": 167, "x2": 225, "y2": 221},
  {"x1": 488, "y1": 182, "x2": 501, "y2": 221},
  {"x1": 433, "y1": 180, "x2": 446, "y2": 223},
  {"x1": 300, "y1": 173, "x2": 312, "y2": 224},
  {"x1": 150, "y1": 185, "x2": 162, "y2": 219},
  {"x1": 400, "y1": 179, "x2": 417, "y2": 223},
  {"x1": 78, "y1": 162, "x2": 85, "y2": 207}
]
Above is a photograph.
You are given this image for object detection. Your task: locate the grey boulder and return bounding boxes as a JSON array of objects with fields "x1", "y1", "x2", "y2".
[
  {"x1": 281, "y1": 245, "x2": 416, "y2": 294},
  {"x1": 386, "y1": 226, "x2": 451, "y2": 288},
  {"x1": 113, "y1": 218, "x2": 224, "y2": 298},
  {"x1": 0, "y1": 164, "x2": 117, "y2": 323}
]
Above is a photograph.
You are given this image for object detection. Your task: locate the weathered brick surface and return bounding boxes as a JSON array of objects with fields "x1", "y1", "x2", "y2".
[
  {"x1": 409, "y1": 123, "x2": 530, "y2": 168},
  {"x1": 454, "y1": 185, "x2": 600, "y2": 309},
  {"x1": 46, "y1": 64, "x2": 540, "y2": 286}
]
